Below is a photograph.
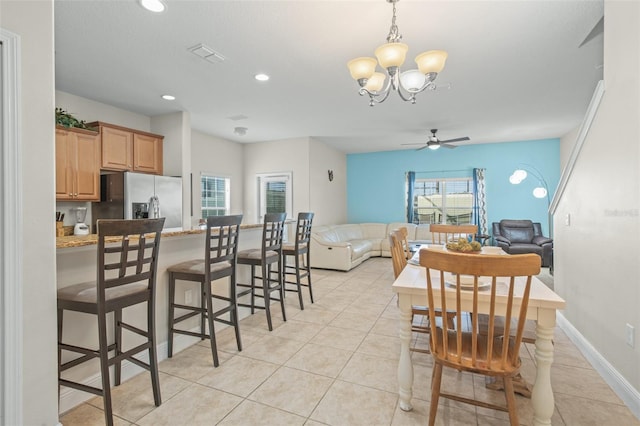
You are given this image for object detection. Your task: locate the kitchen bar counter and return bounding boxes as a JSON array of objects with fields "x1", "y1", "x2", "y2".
[{"x1": 56, "y1": 223, "x2": 265, "y2": 249}]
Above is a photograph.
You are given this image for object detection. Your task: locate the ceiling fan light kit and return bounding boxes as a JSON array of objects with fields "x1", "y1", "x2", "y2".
[{"x1": 347, "y1": 0, "x2": 448, "y2": 106}]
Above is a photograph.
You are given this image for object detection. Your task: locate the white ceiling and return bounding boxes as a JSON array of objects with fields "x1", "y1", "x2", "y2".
[{"x1": 54, "y1": 0, "x2": 604, "y2": 154}]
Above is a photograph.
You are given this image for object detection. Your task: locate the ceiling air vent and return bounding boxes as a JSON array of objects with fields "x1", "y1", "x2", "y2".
[{"x1": 188, "y1": 43, "x2": 226, "y2": 64}]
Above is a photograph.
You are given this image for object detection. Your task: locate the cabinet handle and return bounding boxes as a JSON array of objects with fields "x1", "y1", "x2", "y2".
[{"x1": 69, "y1": 193, "x2": 73, "y2": 197}]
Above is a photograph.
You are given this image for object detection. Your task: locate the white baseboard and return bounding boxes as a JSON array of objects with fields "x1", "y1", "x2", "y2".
[
  {"x1": 557, "y1": 312, "x2": 640, "y2": 420},
  {"x1": 59, "y1": 331, "x2": 201, "y2": 415}
]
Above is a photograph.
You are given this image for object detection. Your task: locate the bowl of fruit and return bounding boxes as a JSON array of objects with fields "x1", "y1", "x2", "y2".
[{"x1": 445, "y1": 238, "x2": 482, "y2": 253}]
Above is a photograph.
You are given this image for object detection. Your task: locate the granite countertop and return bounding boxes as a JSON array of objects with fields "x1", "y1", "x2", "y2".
[{"x1": 56, "y1": 223, "x2": 264, "y2": 249}]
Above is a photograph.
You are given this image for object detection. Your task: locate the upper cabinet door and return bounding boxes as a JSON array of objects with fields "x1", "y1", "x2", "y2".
[
  {"x1": 74, "y1": 132, "x2": 101, "y2": 200},
  {"x1": 55, "y1": 126, "x2": 100, "y2": 201},
  {"x1": 133, "y1": 133, "x2": 163, "y2": 175},
  {"x1": 55, "y1": 128, "x2": 74, "y2": 200},
  {"x1": 101, "y1": 126, "x2": 133, "y2": 171}
]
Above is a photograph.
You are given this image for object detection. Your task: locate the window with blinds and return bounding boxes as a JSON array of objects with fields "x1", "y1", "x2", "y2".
[
  {"x1": 257, "y1": 172, "x2": 292, "y2": 221},
  {"x1": 413, "y1": 178, "x2": 473, "y2": 225},
  {"x1": 201, "y1": 175, "x2": 230, "y2": 218}
]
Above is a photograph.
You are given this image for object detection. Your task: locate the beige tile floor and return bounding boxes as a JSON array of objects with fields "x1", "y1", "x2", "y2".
[{"x1": 60, "y1": 258, "x2": 640, "y2": 426}]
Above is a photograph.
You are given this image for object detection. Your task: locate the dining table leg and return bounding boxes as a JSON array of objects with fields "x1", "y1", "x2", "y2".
[
  {"x1": 397, "y1": 294, "x2": 414, "y2": 411},
  {"x1": 532, "y1": 308, "x2": 557, "y2": 426}
]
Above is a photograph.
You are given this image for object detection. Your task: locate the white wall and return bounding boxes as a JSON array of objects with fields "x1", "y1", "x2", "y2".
[
  {"x1": 554, "y1": 0, "x2": 640, "y2": 394},
  {"x1": 56, "y1": 90, "x2": 151, "y2": 131},
  {"x1": 560, "y1": 127, "x2": 579, "y2": 171},
  {"x1": 151, "y1": 112, "x2": 192, "y2": 229},
  {"x1": 309, "y1": 137, "x2": 347, "y2": 225},
  {"x1": 190, "y1": 130, "x2": 244, "y2": 225},
  {"x1": 243, "y1": 137, "x2": 311, "y2": 224},
  {"x1": 1, "y1": 1, "x2": 59, "y2": 424}
]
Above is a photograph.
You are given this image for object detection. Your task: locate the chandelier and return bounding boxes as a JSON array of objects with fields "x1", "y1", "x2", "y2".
[{"x1": 347, "y1": 0, "x2": 448, "y2": 106}]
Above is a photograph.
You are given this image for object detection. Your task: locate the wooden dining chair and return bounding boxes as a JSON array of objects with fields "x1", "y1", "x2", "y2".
[
  {"x1": 389, "y1": 229, "x2": 453, "y2": 354},
  {"x1": 420, "y1": 248, "x2": 540, "y2": 426},
  {"x1": 58, "y1": 218, "x2": 165, "y2": 426},
  {"x1": 429, "y1": 223, "x2": 478, "y2": 245}
]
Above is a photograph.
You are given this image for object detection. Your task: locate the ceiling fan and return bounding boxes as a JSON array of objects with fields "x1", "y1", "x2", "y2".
[{"x1": 402, "y1": 129, "x2": 471, "y2": 151}]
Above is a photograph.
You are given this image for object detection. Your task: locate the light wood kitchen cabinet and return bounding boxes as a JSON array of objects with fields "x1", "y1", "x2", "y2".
[
  {"x1": 55, "y1": 126, "x2": 101, "y2": 201},
  {"x1": 88, "y1": 121, "x2": 163, "y2": 175}
]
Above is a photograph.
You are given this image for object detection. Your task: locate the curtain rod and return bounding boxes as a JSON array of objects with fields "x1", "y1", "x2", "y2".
[{"x1": 408, "y1": 168, "x2": 476, "y2": 174}]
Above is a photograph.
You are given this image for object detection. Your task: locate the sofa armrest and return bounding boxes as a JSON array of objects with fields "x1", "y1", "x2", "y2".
[
  {"x1": 532, "y1": 236, "x2": 553, "y2": 246},
  {"x1": 495, "y1": 235, "x2": 511, "y2": 246}
]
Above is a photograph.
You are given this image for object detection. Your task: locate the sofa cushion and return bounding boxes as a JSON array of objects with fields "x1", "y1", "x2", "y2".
[
  {"x1": 350, "y1": 239, "x2": 373, "y2": 260},
  {"x1": 506, "y1": 243, "x2": 542, "y2": 256},
  {"x1": 502, "y1": 227, "x2": 534, "y2": 244},
  {"x1": 360, "y1": 223, "x2": 388, "y2": 240},
  {"x1": 332, "y1": 224, "x2": 364, "y2": 241},
  {"x1": 313, "y1": 227, "x2": 341, "y2": 243}
]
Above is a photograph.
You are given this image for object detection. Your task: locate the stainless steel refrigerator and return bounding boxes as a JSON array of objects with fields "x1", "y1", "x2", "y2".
[{"x1": 92, "y1": 171, "x2": 183, "y2": 231}]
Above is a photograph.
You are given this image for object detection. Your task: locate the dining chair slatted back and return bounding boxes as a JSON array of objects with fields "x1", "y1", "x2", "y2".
[
  {"x1": 283, "y1": 212, "x2": 315, "y2": 309},
  {"x1": 166, "y1": 214, "x2": 243, "y2": 367},
  {"x1": 430, "y1": 224, "x2": 478, "y2": 245},
  {"x1": 389, "y1": 229, "x2": 408, "y2": 279},
  {"x1": 237, "y1": 212, "x2": 288, "y2": 330},
  {"x1": 396, "y1": 226, "x2": 412, "y2": 260},
  {"x1": 419, "y1": 248, "x2": 540, "y2": 426},
  {"x1": 58, "y1": 218, "x2": 165, "y2": 426}
]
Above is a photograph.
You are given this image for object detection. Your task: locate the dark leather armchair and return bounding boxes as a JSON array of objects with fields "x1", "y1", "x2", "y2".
[{"x1": 492, "y1": 219, "x2": 553, "y2": 267}]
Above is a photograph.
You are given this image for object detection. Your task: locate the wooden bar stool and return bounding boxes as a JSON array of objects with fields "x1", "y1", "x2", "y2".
[
  {"x1": 282, "y1": 212, "x2": 314, "y2": 310},
  {"x1": 57, "y1": 218, "x2": 165, "y2": 426},
  {"x1": 166, "y1": 214, "x2": 243, "y2": 367},
  {"x1": 236, "y1": 212, "x2": 287, "y2": 331}
]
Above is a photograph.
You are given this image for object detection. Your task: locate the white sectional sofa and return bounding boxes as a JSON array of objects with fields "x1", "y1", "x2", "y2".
[{"x1": 310, "y1": 222, "x2": 432, "y2": 271}]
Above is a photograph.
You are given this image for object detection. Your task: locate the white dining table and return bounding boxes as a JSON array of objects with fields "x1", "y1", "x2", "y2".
[{"x1": 392, "y1": 249, "x2": 566, "y2": 426}]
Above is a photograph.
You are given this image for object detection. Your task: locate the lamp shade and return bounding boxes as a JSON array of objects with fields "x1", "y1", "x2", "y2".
[
  {"x1": 375, "y1": 42, "x2": 409, "y2": 69},
  {"x1": 399, "y1": 69, "x2": 426, "y2": 92},
  {"x1": 347, "y1": 57, "x2": 377, "y2": 80},
  {"x1": 364, "y1": 72, "x2": 386, "y2": 92},
  {"x1": 428, "y1": 143, "x2": 440, "y2": 150},
  {"x1": 533, "y1": 187, "x2": 548, "y2": 199},
  {"x1": 415, "y1": 50, "x2": 448, "y2": 74},
  {"x1": 513, "y1": 169, "x2": 527, "y2": 181}
]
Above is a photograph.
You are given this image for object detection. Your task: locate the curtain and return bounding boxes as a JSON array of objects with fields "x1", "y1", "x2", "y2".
[
  {"x1": 472, "y1": 168, "x2": 488, "y2": 235},
  {"x1": 406, "y1": 171, "x2": 416, "y2": 223}
]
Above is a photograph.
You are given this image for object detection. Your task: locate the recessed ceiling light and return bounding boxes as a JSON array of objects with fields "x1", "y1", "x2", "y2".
[
  {"x1": 234, "y1": 127, "x2": 248, "y2": 136},
  {"x1": 254, "y1": 73, "x2": 270, "y2": 82},
  {"x1": 140, "y1": 0, "x2": 165, "y2": 13},
  {"x1": 161, "y1": 94, "x2": 175, "y2": 101}
]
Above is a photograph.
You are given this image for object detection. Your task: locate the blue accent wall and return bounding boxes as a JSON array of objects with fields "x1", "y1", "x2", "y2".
[{"x1": 347, "y1": 139, "x2": 560, "y2": 236}]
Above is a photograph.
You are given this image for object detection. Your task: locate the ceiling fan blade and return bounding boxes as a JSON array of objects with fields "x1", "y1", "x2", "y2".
[
  {"x1": 415, "y1": 145, "x2": 429, "y2": 151},
  {"x1": 440, "y1": 143, "x2": 457, "y2": 149},
  {"x1": 401, "y1": 142, "x2": 428, "y2": 146},
  {"x1": 439, "y1": 136, "x2": 470, "y2": 143}
]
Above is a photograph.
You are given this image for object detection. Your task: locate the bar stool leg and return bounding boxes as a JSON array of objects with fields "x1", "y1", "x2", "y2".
[
  {"x1": 305, "y1": 251, "x2": 314, "y2": 303},
  {"x1": 250, "y1": 265, "x2": 256, "y2": 315},
  {"x1": 278, "y1": 256, "x2": 287, "y2": 322},
  {"x1": 97, "y1": 312, "x2": 114, "y2": 426},
  {"x1": 114, "y1": 309, "x2": 122, "y2": 386},
  {"x1": 167, "y1": 272, "x2": 176, "y2": 358},
  {"x1": 204, "y1": 280, "x2": 220, "y2": 367},
  {"x1": 263, "y1": 262, "x2": 273, "y2": 331},
  {"x1": 200, "y1": 280, "x2": 206, "y2": 340},
  {"x1": 230, "y1": 271, "x2": 242, "y2": 351},
  {"x1": 294, "y1": 253, "x2": 304, "y2": 309},
  {"x1": 147, "y1": 294, "x2": 162, "y2": 407}
]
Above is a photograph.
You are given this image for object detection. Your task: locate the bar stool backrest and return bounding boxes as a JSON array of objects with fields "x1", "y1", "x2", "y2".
[
  {"x1": 205, "y1": 215, "x2": 243, "y2": 280},
  {"x1": 294, "y1": 212, "x2": 314, "y2": 251},
  {"x1": 96, "y1": 218, "x2": 165, "y2": 302},
  {"x1": 262, "y1": 212, "x2": 287, "y2": 253}
]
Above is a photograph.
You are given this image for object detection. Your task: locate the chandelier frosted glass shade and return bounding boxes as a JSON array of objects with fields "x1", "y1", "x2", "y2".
[
  {"x1": 374, "y1": 42, "x2": 409, "y2": 69},
  {"x1": 348, "y1": 57, "x2": 378, "y2": 80},
  {"x1": 400, "y1": 70, "x2": 426, "y2": 92},
  {"x1": 364, "y1": 72, "x2": 386, "y2": 92},
  {"x1": 416, "y1": 50, "x2": 448, "y2": 74}
]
